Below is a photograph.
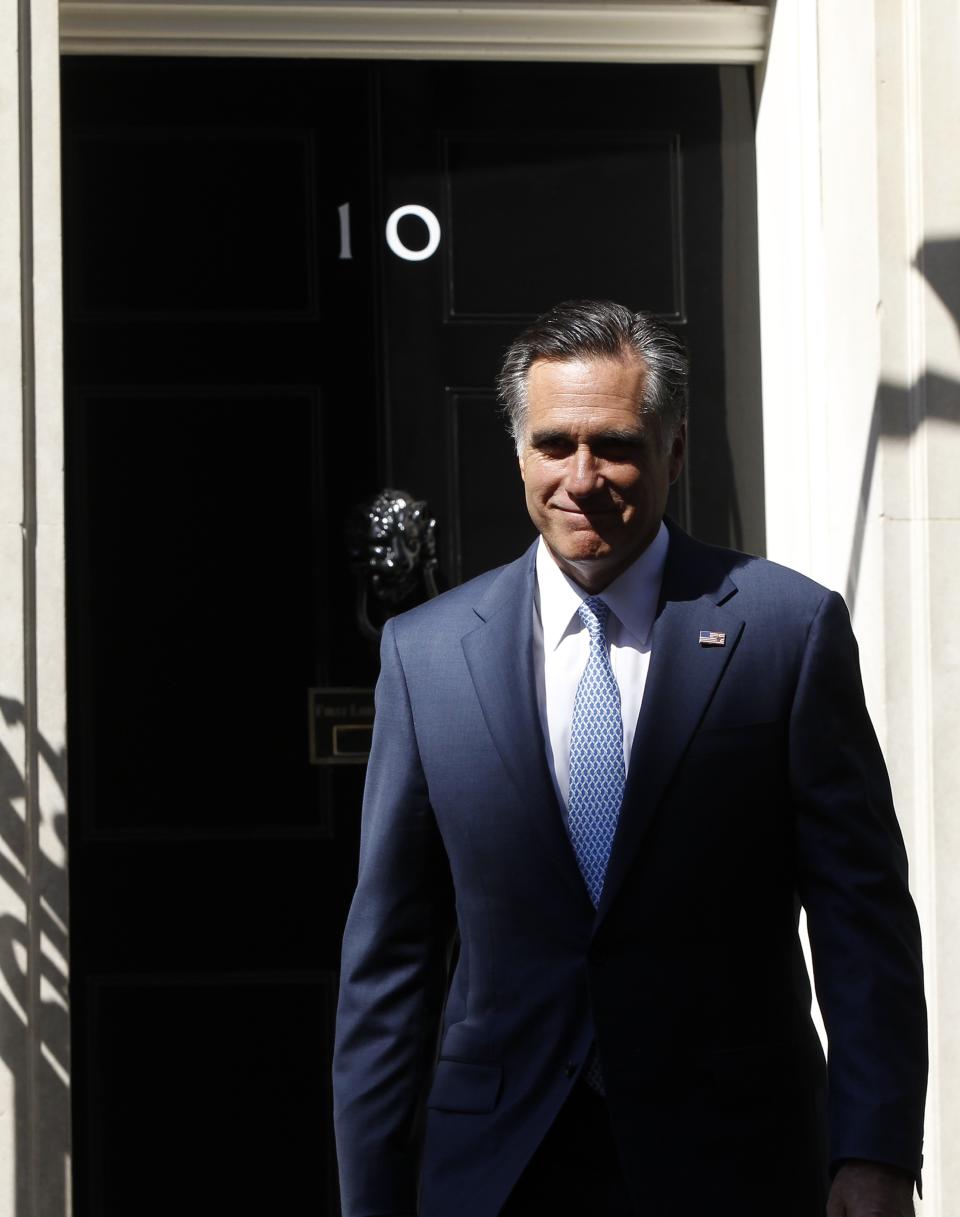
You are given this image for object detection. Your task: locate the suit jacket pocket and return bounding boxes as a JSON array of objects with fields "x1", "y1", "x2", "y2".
[
  {"x1": 689, "y1": 720, "x2": 783, "y2": 753},
  {"x1": 426, "y1": 1058, "x2": 503, "y2": 1113},
  {"x1": 706, "y1": 1038, "x2": 792, "y2": 1098}
]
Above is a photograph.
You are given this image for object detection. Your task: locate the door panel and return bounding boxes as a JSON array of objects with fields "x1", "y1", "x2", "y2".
[
  {"x1": 72, "y1": 387, "x2": 331, "y2": 832},
  {"x1": 442, "y1": 132, "x2": 681, "y2": 320},
  {"x1": 62, "y1": 56, "x2": 753, "y2": 1216},
  {"x1": 63, "y1": 58, "x2": 379, "y2": 1217},
  {"x1": 69, "y1": 130, "x2": 319, "y2": 317},
  {"x1": 88, "y1": 976, "x2": 336, "y2": 1215},
  {"x1": 374, "y1": 62, "x2": 729, "y2": 583}
]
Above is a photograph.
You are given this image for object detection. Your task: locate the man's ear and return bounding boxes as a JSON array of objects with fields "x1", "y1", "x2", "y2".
[{"x1": 668, "y1": 422, "x2": 687, "y2": 485}]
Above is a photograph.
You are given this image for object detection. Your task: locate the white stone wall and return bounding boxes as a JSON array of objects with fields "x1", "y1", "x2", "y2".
[
  {"x1": 758, "y1": 0, "x2": 960, "y2": 1210},
  {"x1": 876, "y1": 3, "x2": 960, "y2": 1212},
  {"x1": 0, "y1": 1, "x2": 70, "y2": 1215}
]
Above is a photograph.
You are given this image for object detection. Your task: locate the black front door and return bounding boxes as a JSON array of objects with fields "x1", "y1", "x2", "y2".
[{"x1": 61, "y1": 56, "x2": 748, "y2": 1216}]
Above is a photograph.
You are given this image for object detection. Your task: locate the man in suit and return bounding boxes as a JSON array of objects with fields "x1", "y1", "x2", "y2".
[{"x1": 333, "y1": 300, "x2": 927, "y2": 1216}]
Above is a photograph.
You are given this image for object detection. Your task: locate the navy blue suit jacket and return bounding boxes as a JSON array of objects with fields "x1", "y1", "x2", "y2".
[{"x1": 333, "y1": 523, "x2": 926, "y2": 1217}]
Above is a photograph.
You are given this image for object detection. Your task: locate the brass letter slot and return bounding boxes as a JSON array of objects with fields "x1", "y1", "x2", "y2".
[
  {"x1": 333, "y1": 724, "x2": 374, "y2": 757},
  {"x1": 309, "y1": 687, "x2": 375, "y2": 765}
]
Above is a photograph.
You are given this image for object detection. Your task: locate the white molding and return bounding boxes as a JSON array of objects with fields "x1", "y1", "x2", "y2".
[
  {"x1": 1, "y1": 0, "x2": 70, "y2": 1207},
  {"x1": 755, "y1": 0, "x2": 825, "y2": 581},
  {"x1": 59, "y1": 1, "x2": 771, "y2": 62}
]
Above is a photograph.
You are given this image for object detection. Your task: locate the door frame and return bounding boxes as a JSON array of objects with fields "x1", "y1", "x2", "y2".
[{"x1": 58, "y1": 2, "x2": 771, "y2": 62}]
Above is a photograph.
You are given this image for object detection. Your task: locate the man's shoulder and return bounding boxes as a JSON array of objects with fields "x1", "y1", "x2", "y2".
[
  {"x1": 674, "y1": 527, "x2": 839, "y2": 614},
  {"x1": 727, "y1": 548, "x2": 833, "y2": 604},
  {"x1": 388, "y1": 546, "x2": 533, "y2": 642}
]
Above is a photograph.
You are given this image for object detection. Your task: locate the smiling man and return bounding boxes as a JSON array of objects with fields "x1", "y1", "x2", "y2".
[
  {"x1": 333, "y1": 300, "x2": 927, "y2": 1217},
  {"x1": 519, "y1": 353, "x2": 684, "y2": 590}
]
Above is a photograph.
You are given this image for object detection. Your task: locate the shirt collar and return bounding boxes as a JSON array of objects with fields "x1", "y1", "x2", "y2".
[{"x1": 535, "y1": 520, "x2": 670, "y2": 651}]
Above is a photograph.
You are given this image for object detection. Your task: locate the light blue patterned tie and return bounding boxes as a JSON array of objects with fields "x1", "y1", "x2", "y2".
[
  {"x1": 568, "y1": 596, "x2": 625, "y2": 908},
  {"x1": 568, "y1": 597, "x2": 624, "y2": 1094}
]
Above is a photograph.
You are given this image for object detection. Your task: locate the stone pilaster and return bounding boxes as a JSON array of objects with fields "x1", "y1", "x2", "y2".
[{"x1": 0, "y1": 0, "x2": 70, "y2": 1213}]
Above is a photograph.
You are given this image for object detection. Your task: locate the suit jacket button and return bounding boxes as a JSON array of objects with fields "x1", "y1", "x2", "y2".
[{"x1": 564, "y1": 1061, "x2": 577, "y2": 1078}]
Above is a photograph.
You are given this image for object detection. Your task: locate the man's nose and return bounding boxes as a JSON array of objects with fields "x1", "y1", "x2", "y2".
[{"x1": 565, "y1": 448, "x2": 603, "y2": 499}]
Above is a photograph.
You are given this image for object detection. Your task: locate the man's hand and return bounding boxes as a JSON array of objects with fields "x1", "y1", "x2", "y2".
[{"x1": 827, "y1": 1161, "x2": 915, "y2": 1217}]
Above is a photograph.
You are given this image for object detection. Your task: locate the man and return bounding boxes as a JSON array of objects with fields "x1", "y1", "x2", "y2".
[{"x1": 333, "y1": 300, "x2": 927, "y2": 1216}]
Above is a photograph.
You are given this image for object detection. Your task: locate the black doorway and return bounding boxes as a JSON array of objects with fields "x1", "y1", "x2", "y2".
[{"x1": 61, "y1": 56, "x2": 754, "y2": 1216}]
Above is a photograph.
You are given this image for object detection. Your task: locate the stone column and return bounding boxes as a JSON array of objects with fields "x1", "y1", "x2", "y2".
[
  {"x1": 758, "y1": 0, "x2": 960, "y2": 1210},
  {"x1": 875, "y1": 2, "x2": 960, "y2": 1212},
  {"x1": 0, "y1": 0, "x2": 70, "y2": 1214}
]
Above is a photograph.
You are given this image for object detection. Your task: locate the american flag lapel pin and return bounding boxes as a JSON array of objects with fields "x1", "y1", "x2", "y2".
[{"x1": 699, "y1": 629, "x2": 726, "y2": 647}]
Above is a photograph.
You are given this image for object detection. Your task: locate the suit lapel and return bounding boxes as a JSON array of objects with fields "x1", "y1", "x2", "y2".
[
  {"x1": 462, "y1": 545, "x2": 594, "y2": 911},
  {"x1": 596, "y1": 528, "x2": 745, "y2": 926}
]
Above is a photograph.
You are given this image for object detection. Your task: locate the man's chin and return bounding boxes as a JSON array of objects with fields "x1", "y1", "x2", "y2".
[
  {"x1": 550, "y1": 538, "x2": 610, "y2": 564},
  {"x1": 543, "y1": 529, "x2": 654, "y2": 588},
  {"x1": 545, "y1": 539, "x2": 614, "y2": 574}
]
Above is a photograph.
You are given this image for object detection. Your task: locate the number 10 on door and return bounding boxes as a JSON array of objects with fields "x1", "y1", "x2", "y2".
[{"x1": 338, "y1": 202, "x2": 442, "y2": 263}]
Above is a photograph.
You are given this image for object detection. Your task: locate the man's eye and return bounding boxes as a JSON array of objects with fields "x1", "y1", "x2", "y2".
[{"x1": 597, "y1": 440, "x2": 643, "y2": 459}]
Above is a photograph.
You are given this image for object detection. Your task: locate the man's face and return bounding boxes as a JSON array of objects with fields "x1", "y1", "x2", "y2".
[{"x1": 518, "y1": 355, "x2": 685, "y2": 592}]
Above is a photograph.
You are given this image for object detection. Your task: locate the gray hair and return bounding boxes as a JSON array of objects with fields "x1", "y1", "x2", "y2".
[{"x1": 496, "y1": 299, "x2": 689, "y2": 453}]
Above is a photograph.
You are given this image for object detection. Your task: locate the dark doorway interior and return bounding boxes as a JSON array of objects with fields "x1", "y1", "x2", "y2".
[{"x1": 61, "y1": 56, "x2": 748, "y2": 1216}]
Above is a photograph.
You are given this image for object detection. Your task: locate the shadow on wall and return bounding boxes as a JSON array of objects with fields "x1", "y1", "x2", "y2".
[
  {"x1": 846, "y1": 237, "x2": 960, "y2": 611},
  {"x1": 0, "y1": 695, "x2": 70, "y2": 1217}
]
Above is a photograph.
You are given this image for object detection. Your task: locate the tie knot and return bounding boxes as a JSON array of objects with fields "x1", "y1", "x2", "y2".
[{"x1": 577, "y1": 596, "x2": 611, "y2": 642}]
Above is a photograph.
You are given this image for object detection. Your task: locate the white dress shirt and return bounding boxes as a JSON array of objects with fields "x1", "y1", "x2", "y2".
[{"x1": 532, "y1": 521, "x2": 669, "y2": 809}]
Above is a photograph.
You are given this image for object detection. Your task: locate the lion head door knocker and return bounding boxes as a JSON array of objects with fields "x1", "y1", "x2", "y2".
[{"x1": 348, "y1": 488, "x2": 441, "y2": 641}]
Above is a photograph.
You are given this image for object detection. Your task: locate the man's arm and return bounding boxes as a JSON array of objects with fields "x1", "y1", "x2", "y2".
[
  {"x1": 333, "y1": 617, "x2": 456, "y2": 1217},
  {"x1": 789, "y1": 590, "x2": 927, "y2": 1203}
]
